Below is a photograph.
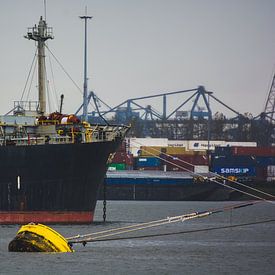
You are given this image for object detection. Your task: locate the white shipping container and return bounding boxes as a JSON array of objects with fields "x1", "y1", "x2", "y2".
[
  {"x1": 188, "y1": 140, "x2": 225, "y2": 151},
  {"x1": 267, "y1": 165, "x2": 275, "y2": 177},
  {"x1": 167, "y1": 140, "x2": 188, "y2": 148},
  {"x1": 194, "y1": 165, "x2": 209, "y2": 173},
  {"x1": 224, "y1": 141, "x2": 257, "y2": 147}
]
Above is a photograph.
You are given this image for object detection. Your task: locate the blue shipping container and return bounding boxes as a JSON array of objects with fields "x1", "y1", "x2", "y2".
[
  {"x1": 212, "y1": 166, "x2": 256, "y2": 176},
  {"x1": 135, "y1": 157, "x2": 161, "y2": 167},
  {"x1": 256, "y1": 156, "x2": 275, "y2": 167},
  {"x1": 214, "y1": 146, "x2": 232, "y2": 156},
  {"x1": 211, "y1": 155, "x2": 256, "y2": 166}
]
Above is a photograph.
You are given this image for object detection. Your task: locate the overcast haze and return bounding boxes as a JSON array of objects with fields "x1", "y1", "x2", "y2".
[{"x1": 0, "y1": 0, "x2": 274, "y2": 117}]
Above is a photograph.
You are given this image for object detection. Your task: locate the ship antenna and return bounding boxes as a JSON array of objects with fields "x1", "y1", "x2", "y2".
[
  {"x1": 25, "y1": 16, "x2": 53, "y2": 115},
  {"x1": 44, "y1": 0, "x2": 47, "y2": 21},
  {"x1": 80, "y1": 7, "x2": 92, "y2": 122}
]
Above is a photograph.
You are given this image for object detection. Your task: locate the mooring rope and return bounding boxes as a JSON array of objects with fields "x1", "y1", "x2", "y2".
[
  {"x1": 70, "y1": 219, "x2": 275, "y2": 244},
  {"x1": 67, "y1": 212, "x2": 199, "y2": 241},
  {"x1": 66, "y1": 142, "x2": 275, "y2": 246},
  {"x1": 67, "y1": 200, "x2": 264, "y2": 245}
]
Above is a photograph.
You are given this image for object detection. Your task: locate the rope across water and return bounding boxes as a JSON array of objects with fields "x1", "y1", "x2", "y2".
[{"x1": 67, "y1": 141, "x2": 275, "y2": 247}]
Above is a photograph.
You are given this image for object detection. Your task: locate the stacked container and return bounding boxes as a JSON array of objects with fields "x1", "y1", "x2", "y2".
[
  {"x1": 210, "y1": 146, "x2": 275, "y2": 181},
  {"x1": 134, "y1": 157, "x2": 161, "y2": 171},
  {"x1": 108, "y1": 141, "x2": 134, "y2": 170},
  {"x1": 135, "y1": 145, "x2": 208, "y2": 172},
  {"x1": 161, "y1": 154, "x2": 208, "y2": 172}
]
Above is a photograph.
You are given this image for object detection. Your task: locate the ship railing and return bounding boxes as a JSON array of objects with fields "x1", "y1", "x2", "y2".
[
  {"x1": 1, "y1": 137, "x2": 45, "y2": 146},
  {"x1": 90, "y1": 125, "x2": 129, "y2": 142},
  {"x1": 50, "y1": 136, "x2": 72, "y2": 144},
  {"x1": 13, "y1": 100, "x2": 39, "y2": 111},
  {"x1": 6, "y1": 136, "x2": 73, "y2": 146},
  {"x1": 38, "y1": 120, "x2": 60, "y2": 125}
]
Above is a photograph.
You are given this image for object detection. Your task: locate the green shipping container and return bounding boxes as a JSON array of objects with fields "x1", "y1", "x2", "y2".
[{"x1": 108, "y1": 163, "x2": 126, "y2": 170}]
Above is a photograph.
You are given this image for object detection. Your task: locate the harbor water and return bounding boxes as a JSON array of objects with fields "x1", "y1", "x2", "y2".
[{"x1": 0, "y1": 200, "x2": 274, "y2": 274}]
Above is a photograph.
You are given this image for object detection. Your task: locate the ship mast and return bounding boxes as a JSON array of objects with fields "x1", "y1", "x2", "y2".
[
  {"x1": 25, "y1": 16, "x2": 53, "y2": 115},
  {"x1": 80, "y1": 12, "x2": 92, "y2": 122}
]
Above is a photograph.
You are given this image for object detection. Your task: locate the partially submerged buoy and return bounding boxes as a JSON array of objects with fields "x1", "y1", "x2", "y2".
[{"x1": 8, "y1": 223, "x2": 73, "y2": 253}]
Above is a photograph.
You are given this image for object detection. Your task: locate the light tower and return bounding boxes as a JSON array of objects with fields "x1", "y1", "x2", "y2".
[
  {"x1": 80, "y1": 12, "x2": 92, "y2": 122},
  {"x1": 25, "y1": 16, "x2": 53, "y2": 115}
]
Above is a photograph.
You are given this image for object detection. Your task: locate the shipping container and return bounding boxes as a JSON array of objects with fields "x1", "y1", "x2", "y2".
[
  {"x1": 167, "y1": 140, "x2": 188, "y2": 148},
  {"x1": 256, "y1": 167, "x2": 267, "y2": 181},
  {"x1": 224, "y1": 141, "x2": 257, "y2": 147},
  {"x1": 139, "y1": 146, "x2": 165, "y2": 157},
  {"x1": 116, "y1": 140, "x2": 127, "y2": 153},
  {"x1": 108, "y1": 163, "x2": 126, "y2": 171},
  {"x1": 210, "y1": 155, "x2": 256, "y2": 166},
  {"x1": 188, "y1": 140, "x2": 225, "y2": 151},
  {"x1": 211, "y1": 166, "x2": 256, "y2": 177},
  {"x1": 135, "y1": 157, "x2": 161, "y2": 168},
  {"x1": 194, "y1": 165, "x2": 209, "y2": 173},
  {"x1": 214, "y1": 146, "x2": 232, "y2": 156},
  {"x1": 164, "y1": 156, "x2": 194, "y2": 172},
  {"x1": 267, "y1": 165, "x2": 275, "y2": 177},
  {"x1": 163, "y1": 154, "x2": 208, "y2": 166},
  {"x1": 125, "y1": 154, "x2": 134, "y2": 166},
  {"x1": 165, "y1": 163, "x2": 194, "y2": 172},
  {"x1": 256, "y1": 156, "x2": 275, "y2": 167},
  {"x1": 162, "y1": 147, "x2": 188, "y2": 155},
  {"x1": 231, "y1": 146, "x2": 275, "y2": 157},
  {"x1": 128, "y1": 138, "x2": 168, "y2": 156},
  {"x1": 111, "y1": 152, "x2": 127, "y2": 163},
  {"x1": 111, "y1": 152, "x2": 134, "y2": 165},
  {"x1": 139, "y1": 146, "x2": 207, "y2": 157}
]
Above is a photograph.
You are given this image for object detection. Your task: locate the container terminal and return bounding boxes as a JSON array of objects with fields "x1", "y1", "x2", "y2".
[
  {"x1": 90, "y1": 75, "x2": 275, "y2": 201},
  {"x1": 98, "y1": 138, "x2": 275, "y2": 201}
]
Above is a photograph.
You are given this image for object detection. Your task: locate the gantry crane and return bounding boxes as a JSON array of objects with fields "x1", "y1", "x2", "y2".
[{"x1": 263, "y1": 73, "x2": 275, "y2": 123}]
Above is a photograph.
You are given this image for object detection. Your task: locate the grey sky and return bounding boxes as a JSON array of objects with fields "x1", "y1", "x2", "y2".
[{"x1": 0, "y1": 0, "x2": 274, "y2": 117}]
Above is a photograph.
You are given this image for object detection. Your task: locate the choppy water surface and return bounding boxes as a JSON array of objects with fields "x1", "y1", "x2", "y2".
[{"x1": 0, "y1": 201, "x2": 274, "y2": 274}]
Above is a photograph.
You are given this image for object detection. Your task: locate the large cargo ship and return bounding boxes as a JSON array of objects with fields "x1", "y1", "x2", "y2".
[{"x1": 0, "y1": 16, "x2": 129, "y2": 224}]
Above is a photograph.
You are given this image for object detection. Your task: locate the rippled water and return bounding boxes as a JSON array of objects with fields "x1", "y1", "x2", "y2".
[{"x1": 1, "y1": 201, "x2": 274, "y2": 274}]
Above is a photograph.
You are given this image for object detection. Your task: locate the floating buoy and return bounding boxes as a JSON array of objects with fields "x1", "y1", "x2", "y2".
[{"x1": 8, "y1": 223, "x2": 73, "y2": 253}]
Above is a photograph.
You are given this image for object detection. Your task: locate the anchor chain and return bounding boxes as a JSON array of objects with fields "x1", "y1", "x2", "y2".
[{"x1": 103, "y1": 178, "x2": 107, "y2": 222}]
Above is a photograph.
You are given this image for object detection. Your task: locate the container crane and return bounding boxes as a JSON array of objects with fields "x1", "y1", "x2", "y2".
[{"x1": 263, "y1": 73, "x2": 275, "y2": 123}]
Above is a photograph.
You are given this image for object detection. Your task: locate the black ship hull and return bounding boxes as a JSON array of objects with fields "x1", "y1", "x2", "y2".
[{"x1": 0, "y1": 140, "x2": 120, "y2": 224}]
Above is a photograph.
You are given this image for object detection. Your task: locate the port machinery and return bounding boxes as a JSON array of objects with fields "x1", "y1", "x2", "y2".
[{"x1": 75, "y1": 78, "x2": 275, "y2": 146}]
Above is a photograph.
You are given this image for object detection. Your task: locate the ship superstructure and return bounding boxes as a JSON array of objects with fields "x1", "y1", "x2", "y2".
[{"x1": 0, "y1": 16, "x2": 129, "y2": 224}]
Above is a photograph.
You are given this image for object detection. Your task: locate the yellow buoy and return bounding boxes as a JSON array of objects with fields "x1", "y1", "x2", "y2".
[{"x1": 8, "y1": 223, "x2": 73, "y2": 253}]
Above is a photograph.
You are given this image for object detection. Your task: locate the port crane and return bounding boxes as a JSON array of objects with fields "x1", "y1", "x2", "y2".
[{"x1": 263, "y1": 73, "x2": 275, "y2": 123}]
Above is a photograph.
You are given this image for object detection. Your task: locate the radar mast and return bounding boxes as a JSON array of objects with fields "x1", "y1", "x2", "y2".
[{"x1": 25, "y1": 16, "x2": 53, "y2": 115}]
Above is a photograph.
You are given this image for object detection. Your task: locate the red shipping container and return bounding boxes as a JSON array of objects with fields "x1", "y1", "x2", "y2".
[
  {"x1": 162, "y1": 154, "x2": 208, "y2": 166},
  {"x1": 116, "y1": 141, "x2": 127, "y2": 153},
  {"x1": 231, "y1": 146, "x2": 275, "y2": 157},
  {"x1": 111, "y1": 152, "x2": 127, "y2": 163},
  {"x1": 125, "y1": 154, "x2": 134, "y2": 166},
  {"x1": 111, "y1": 152, "x2": 134, "y2": 165},
  {"x1": 164, "y1": 156, "x2": 194, "y2": 172}
]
